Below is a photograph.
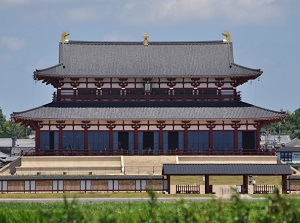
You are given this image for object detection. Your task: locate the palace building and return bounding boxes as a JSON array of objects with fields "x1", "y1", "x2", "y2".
[{"x1": 12, "y1": 32, "x2": 285, "y2": 156}]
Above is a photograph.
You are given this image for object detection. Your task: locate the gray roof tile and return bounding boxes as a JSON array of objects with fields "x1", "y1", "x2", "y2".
[
  {"x1": 12, "y1": 102, "x2": 285, "y2": 121},
  {"x1": 162, "y1": 164, "x2": 292, "y2": 175},
  {"x1": 34, "y1": 41, "x2": 262, "y2": 78},
  {"x1": 277, "y1": 147, "x2": 300, "y2": 153}
]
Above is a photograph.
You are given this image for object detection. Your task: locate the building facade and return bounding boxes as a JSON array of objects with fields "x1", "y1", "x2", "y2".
[{"x1": 12, "y1": 33, "x2": 285, "y2": 156}]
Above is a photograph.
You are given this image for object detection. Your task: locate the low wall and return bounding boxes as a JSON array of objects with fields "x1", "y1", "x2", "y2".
[
  {"x1": 0, "y1": 176, "x2": 165, "y2": 193},
  {"x1": 178, "y1": 156, "x2": 277, "y2": 164}
]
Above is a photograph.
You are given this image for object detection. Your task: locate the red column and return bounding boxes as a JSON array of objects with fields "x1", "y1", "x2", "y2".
[
  {"x1": 157, "y1": 121, "x2": 166, "y2": 155},
  {"x1": 242, "y1": 175, "x2": 249, "y2": 194},
  {"x1": 231, "y1": 121, "x2": 241, "y2": 155},
  {"x1": 205, "y1": 175, "x2": 210, "y2": 194},
  {"x1": 256, "y1": 128, "x2": 261, "y2": 154},
  {"x1": 106, "y1": 121, "x2": 116, "y2": 155},
  {"x1": 167, "y1": 175, "x2": 171, "y2": 194},
  {"x1": 132, "y1": 121, "x2": 141, "y2": 154},
  {"x1": 181, "y1": 121, "x2": 191, "y2": 154},
  {"x1": 35, "y1": 126, "x2": 40, "y2": 155},
  {"x1": 282, "y1": 175, "x2": 288, "y2": 194},
  {"x1": 206, "y1": 121, "x2": 215, "y2": 154},
  {"x1": 56, "y1": 121, "x2": 66, "y2": 155},
  {"x1": 81, "y1": 121, "x2": 91, "y2": 155},
  {"x1": 84, "y1": 130, "x2": 88, "y2": 155}
]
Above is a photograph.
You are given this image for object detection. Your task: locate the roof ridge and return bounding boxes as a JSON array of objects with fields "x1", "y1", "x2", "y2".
[
  {"x1": 231, "y1": 63, "x2": 262, "y2": 73},
  {"x1": 247, "y1": 102, "x2": 286, "y2": 115},
  {"x1": 35, "y1": 63, "x2": 63, "y2": 73},
  {"x1": 67, "y1": 40, "x2": 225, "y2": 45}
]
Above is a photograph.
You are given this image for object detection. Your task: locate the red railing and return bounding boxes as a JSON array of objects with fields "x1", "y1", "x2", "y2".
[
  {"x1": 55, "y1": 91, "x2": 241, "y2": 102},
  {"x1": 23, "y1": 148, "x2": 275, "y2": 156},
  {"x1": 254, "y1": 185, "x2": 277, "y2": 194},
  {"x1": 176, "y1": 185, "x2": 200, "y2": 194}
]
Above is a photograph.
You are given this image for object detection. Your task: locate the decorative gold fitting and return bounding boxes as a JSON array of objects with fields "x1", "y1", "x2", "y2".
[
  {"x1": 61, "y1": 32, "x2": 70, "y2": 44},
  {"x1": 143, "y1": 32, "x2": 149, "y2": 47},
  {"x1": 222, "y1": 31, "x2": 231, "y2": 42}
]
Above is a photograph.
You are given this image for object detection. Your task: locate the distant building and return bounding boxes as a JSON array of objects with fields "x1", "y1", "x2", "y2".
[
  {"x1": 260, "y1": 135, "x2": 291, "y2": 149},
  {"x1": 277, "y1": 147, "x2": 300, "y2": 164},
  {"x1": 0, "y1": 138, "x2": 35, "y2": 163}
]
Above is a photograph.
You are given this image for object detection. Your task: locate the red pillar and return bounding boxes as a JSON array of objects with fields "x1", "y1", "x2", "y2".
[
  {"x1": 167, "y1": 175, "x2": 171, "y2": 194},
  {"x1": 181, "y1": 121, "x2": 191, "y2": 154},
  {"x1": 159, "y1": 131, "x2": 163, "y2": 155},
  {"x1": 106, "y1": 121, "x2": 116, "y2": 155},
  {"x1": 157, "y1": 121, "x2": 166, "y2": 155},
  {"x1": 282, "y1": 175, "x2": 288, "y2": 194},
  {"x1": 131, "y1": 121, "x2": 141, "y2": 154},
  {"x1": 56, "y1": 121, "x2": 65, "y2": 155},
  {"x1": 58, "y1": 128, "x2": 63, "y2": 155},
  {"x1": 205, "y1": 175, "x2": 210, "y2": 194},
  {"x1": 234, "y1": 129, "x2": 238, "y2": 154},
  {"x1": 84, "y1": 129, "x2": 88, "y2": 155},
  {"x1": 242, "y1": 175, "x2": 249, "y2": 194},
  {"x1": 207, "y1": 121, "x2": 216, "y2": 154},
  {"x1": 35, "y1": 126, "x2": 40, "y2": 155},
  {"x1": 256, "y1": 127, "x2": 261, "y2": 154},
  {"x1": 81, "y1": 121, "x2": 91, "y2": 155}
]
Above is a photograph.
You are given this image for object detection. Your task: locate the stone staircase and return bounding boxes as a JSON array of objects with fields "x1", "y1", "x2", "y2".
[{"x1": 122, "y1": 156, "x2": 177, "y2": 175}]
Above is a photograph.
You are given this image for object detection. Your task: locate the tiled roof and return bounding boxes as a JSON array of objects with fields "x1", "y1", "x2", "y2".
[
  {"x1": 162, "y1": 164, "x2": 292, "y2": 175},
  {"x1": 277, "y1": 147, "x2": 300, "y2": 153},
  {"x1": 0, "y1": 138, "x2": 12, "y2": 147},
  {"x1": 11, "y1": 101, "x2": 285, "y2": 121},
  {"x1": 34, "y1": 41, "x2": 262, "y2": 78}
]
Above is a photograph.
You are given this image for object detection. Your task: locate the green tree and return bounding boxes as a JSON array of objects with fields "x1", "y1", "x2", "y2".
[
  {"x1": 262, "y1": 108, "x2": 300, "y2": 139},
  {"x1": 0, "y1": 108, "x2": 32, "y2": 138}
]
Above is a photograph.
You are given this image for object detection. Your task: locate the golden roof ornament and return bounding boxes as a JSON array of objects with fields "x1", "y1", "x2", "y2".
[
  {"x1": 222, "y1": 31, "x2": 231, "y2": 42},
  {"x1": 61, "y1": 32, "x2": 70, "y2": 44},
  {"x1": 143, "y1": 32, "x2": 149, "y2": 47}
]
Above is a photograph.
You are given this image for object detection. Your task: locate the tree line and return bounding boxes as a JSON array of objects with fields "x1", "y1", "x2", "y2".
[
  {"x1": 262, "y1": 108, "x2": 300, "y2": 139},
  {"x1": 0, "y1": 108, "x2": 31, "y2": 139}
]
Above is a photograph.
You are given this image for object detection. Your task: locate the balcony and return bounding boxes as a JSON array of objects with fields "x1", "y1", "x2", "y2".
[
  {"x1": 24, "y1": 148, "x2": 273, "y2": 156},
  {"x1": 54, "y1": 90, "x2": 241, "y2": 103}
]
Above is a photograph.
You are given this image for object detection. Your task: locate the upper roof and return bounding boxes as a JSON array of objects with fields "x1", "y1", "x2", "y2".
[
  {"x1": 162, "y1": 164, "x2": 292, "y2": 175},
  {"x1": 34, "y1": 40, "x2": 262, "y2": 79},
  {"x1": 11, "y1": 101, "x2": 285, "y2": 121}
]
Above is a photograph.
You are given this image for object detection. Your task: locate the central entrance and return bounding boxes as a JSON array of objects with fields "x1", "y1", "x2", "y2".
[
  {"x1": 168, "y1": 132, "x2": 179, "y2": 150},
  {"x1": 118, "y1": 132, "x2": 129, "y2": 150},
  {"x1": 143, "y1": 132, "x2": 154, "y2": 150}
]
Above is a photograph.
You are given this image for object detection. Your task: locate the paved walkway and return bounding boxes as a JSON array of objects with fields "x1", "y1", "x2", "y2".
[
  {"x1": 0, "y1": 195, "x2": 263, "y2": 203},
  {"x1": 215, "y1": 194, "x2": 253, "y2": 200}
]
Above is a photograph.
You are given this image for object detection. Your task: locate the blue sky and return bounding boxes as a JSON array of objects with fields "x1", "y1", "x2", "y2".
[{"x1": 1, "y1": 0, "x2": 299, "y2": 118}]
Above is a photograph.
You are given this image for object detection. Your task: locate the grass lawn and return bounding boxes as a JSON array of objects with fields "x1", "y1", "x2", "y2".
[{"x1": 0, "y1": 192, "x2": 215, "y2": 199}]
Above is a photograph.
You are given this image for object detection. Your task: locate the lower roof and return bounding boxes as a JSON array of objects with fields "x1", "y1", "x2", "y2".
[
  {"x1": 162, "y1": 164, "x2": 292, "y2": 175},
  {"x1": 12, "y1": 101, "x2": 285, "y2": 121}
]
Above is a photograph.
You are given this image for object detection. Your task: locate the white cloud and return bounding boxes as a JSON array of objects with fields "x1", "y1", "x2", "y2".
[
  {"x1": 66, "y1": 7, "x2": 103, "y2": 22},
  {"x1": 0, "y1": 36, "x2": 26, "y2": 62},
  {"x1": 0, "y1": 0, "x2": 33, "y2": 8},
  {"x1": 118, "y1": 0, "x2": 285, "y2": 26},
  {"x1": 102, "y1": 32, "x2": 135, "y2": 41},
  {"x1": 0, "y1": 36, "x2": 26, "y2": 51}
]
